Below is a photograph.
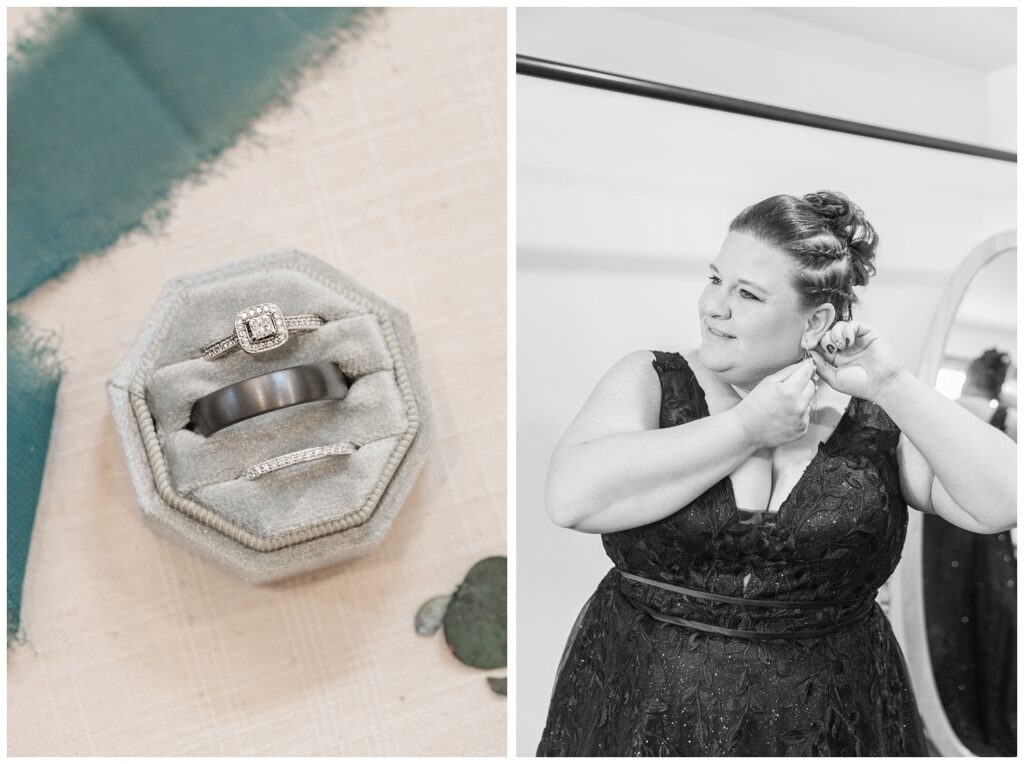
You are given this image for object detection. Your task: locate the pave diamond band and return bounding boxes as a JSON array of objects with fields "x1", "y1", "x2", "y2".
[
  {"x1": 243, "y1": 442, "x2": 358, "y2": 480},
  {"x1": 188, "y1": 362, "x2": 350, "y2": 437},
  {"x1": 201, "y1": 302, "x2": 325, "y2": 360}
]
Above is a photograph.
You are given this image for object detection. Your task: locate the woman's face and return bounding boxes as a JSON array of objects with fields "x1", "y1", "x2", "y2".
[{"x1": 697, "y1": 231, "x2": 812, "y2": 390}]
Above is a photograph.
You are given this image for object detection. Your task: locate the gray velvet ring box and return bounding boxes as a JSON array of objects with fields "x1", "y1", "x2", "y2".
[{"x1": 106, "y1": 251, "x2": 434, "y2": 583}]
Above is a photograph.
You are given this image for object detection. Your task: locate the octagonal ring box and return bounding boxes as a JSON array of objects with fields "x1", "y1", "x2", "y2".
[{"x1": 106, "y1": 251, "x2": 434, "y2": 583}]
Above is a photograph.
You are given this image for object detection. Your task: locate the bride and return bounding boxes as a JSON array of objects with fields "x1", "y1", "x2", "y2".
[{"x1": 536, "y1": 191, "x2": 1016, "y2": 756}]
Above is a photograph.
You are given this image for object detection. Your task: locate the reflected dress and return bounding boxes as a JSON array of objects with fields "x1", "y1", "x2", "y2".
[
  {"x1": 921, "y1": 403, "x2": 1016, "y2": 756},
  {"x1": 537, "y1": 352, "x2": 928, "y2": 756}
]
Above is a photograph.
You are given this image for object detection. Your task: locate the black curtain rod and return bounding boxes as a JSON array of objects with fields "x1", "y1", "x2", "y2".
[{"x1": 517, "y1": 55, "x2": 1017, "y2": 164}]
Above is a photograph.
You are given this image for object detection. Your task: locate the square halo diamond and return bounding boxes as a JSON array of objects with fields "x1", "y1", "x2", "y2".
[
  {"x1": 246, "y1": 314, "x2": 276, "y2": 340},
  {"x1": 234, "y1": 303, "x2": 288, "y2": 354}
]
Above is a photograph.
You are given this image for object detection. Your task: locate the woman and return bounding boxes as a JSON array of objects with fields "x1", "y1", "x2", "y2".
[{"x1": 536, "y1": 191, "x2": 1016, "y2": 756}]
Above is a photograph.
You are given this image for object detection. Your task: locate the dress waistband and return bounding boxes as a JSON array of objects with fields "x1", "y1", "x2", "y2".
[{"x1": 616, "y1": 568, "x2": 875, "y2": 641}]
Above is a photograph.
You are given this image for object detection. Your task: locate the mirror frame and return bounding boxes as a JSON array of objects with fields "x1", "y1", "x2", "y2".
[{"x1": 888, "y1": 229, "x2": 1017, "y2": 757}]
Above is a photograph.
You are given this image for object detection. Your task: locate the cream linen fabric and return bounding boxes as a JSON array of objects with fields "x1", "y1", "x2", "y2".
[{"x1": 7, "y1": 7, "x2": 506, "y2": 756}]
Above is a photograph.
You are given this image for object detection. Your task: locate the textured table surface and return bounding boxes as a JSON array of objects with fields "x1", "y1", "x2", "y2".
[{"x1": 7, "y1": 7, "x2": 507, "y2": 756}]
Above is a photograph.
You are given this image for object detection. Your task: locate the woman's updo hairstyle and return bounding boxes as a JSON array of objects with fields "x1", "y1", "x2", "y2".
[
  {"x1": 729, "y1": 190, "x2": 878, "y2": 325},
  {"x1": 965, "y1": 348, "x2": 1011, "y2": 400}
]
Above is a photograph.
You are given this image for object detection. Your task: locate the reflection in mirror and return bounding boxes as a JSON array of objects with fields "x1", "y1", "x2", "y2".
[{"x1": 922, "y1": 245, "x2": 1017, "y2": 756}]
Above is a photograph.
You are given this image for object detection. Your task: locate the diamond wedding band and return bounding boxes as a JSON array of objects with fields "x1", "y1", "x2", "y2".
[
  {"x1": 201, "y1": 303, "x2": 324, "y2": 360},
  {"x1": 188, "y1": 362, "x2": 350, "y2": 437},
  {"x1": 243, "y1": 442, "x2": 358, "y2": 480}
]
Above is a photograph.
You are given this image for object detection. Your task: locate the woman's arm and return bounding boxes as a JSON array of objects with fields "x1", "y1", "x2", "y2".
[
  {"x1": 877, "y1": 373, "x2": 1016, "y2": 534},
  {"x1": 546, "y1": 351, "x2": 755, "y2": 533},
  {"x1": 546, "y1": 350, "x2": 814, "y2": 533},
  {"x1": 810, "y1": 321, "x2": 1016, "y2": 534}
]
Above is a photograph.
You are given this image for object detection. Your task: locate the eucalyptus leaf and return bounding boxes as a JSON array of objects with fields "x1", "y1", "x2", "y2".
[
  {"x1": 415, "y1": 594, "x2": 451, "y2": 636},
  {"x1": 487, "y1": 676, "x2": 507, "y2": 696},
  {"x1": 443, "y1": 556, "x2": 507, "y2": 669}
]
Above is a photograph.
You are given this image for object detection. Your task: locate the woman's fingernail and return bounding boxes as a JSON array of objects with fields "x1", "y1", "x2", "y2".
[{"x1": 826, "y1": 344, "x2": 836, "y2": 354}]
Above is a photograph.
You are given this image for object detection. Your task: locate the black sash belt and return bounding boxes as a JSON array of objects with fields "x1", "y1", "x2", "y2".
[{"x1": 617, "y1": 569, "x2": 874, "y2": 641}]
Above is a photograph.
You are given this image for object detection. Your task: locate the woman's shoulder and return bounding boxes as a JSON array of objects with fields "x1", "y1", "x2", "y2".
[
  {"x1": 562, "y1": 351, "x2": 667, "y2": 438},
  {"x1": 609, "y1": 348, "x2": 703, "y2": 388},
  {"x1": 589, "y1": 349, "x2": 704, "y2": 411},
  {"x1": 583, "y1": 350, "x2": 659, "y2": 399},
  {"x1": 591, "y1": 349, "x2": 697, "y2": 405},
  {"x1": 601, "y1": 349, "x2": 692, "y2": 377}
]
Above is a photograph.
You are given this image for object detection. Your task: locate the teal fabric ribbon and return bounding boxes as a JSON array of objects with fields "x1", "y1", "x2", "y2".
[
  {"x1": 9, "y1": 7, "x2": 366, "y2": 300},
  {"x1": 7, "y1": 7, "x2": 368, "y2": 641},
  {"x1": 7, "y1": 316, "x2": 61, "y2": 642}
]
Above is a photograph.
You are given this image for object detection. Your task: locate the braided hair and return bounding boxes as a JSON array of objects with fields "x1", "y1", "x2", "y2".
[{"x1": 728, "y1": 191, "x2": 878, "y2": 325}]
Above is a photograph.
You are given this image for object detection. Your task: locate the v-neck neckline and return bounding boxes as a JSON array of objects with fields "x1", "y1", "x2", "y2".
[{"x1": 677, "y1": 352, "x2": 858, "y2": 525}]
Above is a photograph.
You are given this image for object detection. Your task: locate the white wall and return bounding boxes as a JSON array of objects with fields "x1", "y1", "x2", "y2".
[
  {"x1": 516, "y1": 7, "x2": 1016, "y2": 753},
  {"x1": 987, "y1": 65, "x2": 1017, "y2": 150}
]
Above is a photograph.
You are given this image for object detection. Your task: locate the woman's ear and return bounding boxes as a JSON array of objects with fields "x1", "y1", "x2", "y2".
[{"x1": 801, "y1": 303, "x2": 836, "y2": 349}]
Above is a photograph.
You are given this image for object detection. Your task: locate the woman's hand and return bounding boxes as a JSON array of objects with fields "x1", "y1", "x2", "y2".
[
  {"x1": 733, "y1": 358, "x2": 817, "y2": 449},
  {"x1": 809, "y1": 320, "x2": 904, "y2": 403}
]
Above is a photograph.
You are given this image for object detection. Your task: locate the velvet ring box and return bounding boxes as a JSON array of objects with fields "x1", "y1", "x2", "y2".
[{"x1": 106, "y1": 251, "x2": 434, "y2": 583}]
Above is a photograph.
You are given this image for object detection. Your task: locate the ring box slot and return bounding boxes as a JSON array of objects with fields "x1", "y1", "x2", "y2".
[
  {"x1": 107, "y1": 251, "x2": 434, "y2": 582},
  {"x1": 157, "y1": 369, "x2": 408, "y2": 493}
]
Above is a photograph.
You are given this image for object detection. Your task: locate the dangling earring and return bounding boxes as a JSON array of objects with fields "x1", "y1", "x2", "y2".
[{"x1": 805, "y1": 346, "x2": 818, "y2": 424}]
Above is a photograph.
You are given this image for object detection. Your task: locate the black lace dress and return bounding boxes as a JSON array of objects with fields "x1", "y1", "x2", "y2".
[{"x1": 537, "y1": 351, "x2": 928, "y2": 756}]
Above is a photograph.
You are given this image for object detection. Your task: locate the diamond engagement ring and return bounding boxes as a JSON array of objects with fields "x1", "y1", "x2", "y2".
[
  {"x1": 201, "y1": 303, "x2": 325, "y2": 360},
  {"x1": 187, "y1": 362, "x2": 350, "y2": 437}
]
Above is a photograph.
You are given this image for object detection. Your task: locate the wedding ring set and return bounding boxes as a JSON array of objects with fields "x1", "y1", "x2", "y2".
[{"x1": 189, "y1": 302, "x2": 354, "y2": 479}]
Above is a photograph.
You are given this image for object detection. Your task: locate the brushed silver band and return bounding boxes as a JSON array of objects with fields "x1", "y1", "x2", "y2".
[{"x1": 188, "y1": 362, "x2": 349, "y2": 437}]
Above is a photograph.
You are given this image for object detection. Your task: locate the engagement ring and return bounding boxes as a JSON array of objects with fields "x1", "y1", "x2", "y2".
[{"x1": 201, "y1": 303, "x2": 324, "y2": 360}]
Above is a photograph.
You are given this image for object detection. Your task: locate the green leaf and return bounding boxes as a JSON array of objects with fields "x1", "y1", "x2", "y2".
[
  {"x1": 487, "y1": 676, "x2": 507, "y2": 695},
  {"x1": 443, "y1": 556, "x2": 507, "y2": 669},
  {"x1": 414, "y1": 594, "x2": 451, "y2": 636}
]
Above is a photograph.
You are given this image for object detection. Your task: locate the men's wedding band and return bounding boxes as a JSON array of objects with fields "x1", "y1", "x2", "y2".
[
  {"x1": 201, "y1": 302, "x2": 325, "y2": 360},
  {"x1": 188, "y1": 362, "x2": 349, "y2": 437}
]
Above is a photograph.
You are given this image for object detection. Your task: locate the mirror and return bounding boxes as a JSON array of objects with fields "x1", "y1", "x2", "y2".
[
  {"x1": 890, "y1": 231, "x2": 1017, "y2": 757},
  {"x1": 924, "y1": 246, "x2": 1016, "y2": 756}
]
